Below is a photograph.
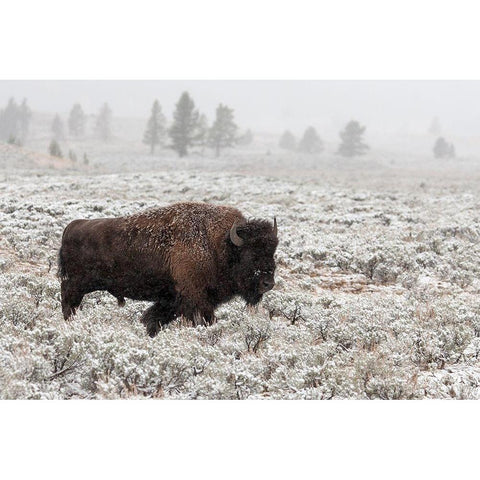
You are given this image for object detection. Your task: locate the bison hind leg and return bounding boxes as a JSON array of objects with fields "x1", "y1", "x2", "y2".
[
  {"x1": 61, "y1": 280, "x2": 85, "y2": 321},
  {"x1": 117, "y1": 296, "x2": 125, "y2": 307},
  {"x1": 140, "y1": 300, "x2": 176, "y2": 338}
]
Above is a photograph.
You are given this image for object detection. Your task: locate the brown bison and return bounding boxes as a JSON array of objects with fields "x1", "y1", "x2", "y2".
[{"x1": 58, "y1": 202, "x2": 278, "y2": 336}]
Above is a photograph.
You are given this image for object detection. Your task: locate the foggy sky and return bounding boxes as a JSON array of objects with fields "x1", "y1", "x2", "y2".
[{"x1": 1, "y1": 80, "x2": 479, "y2": 136}]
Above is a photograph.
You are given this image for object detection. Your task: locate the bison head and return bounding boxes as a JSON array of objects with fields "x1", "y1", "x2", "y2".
[{"x1": 228, "y1": 217, "x2": 278, "y2": 305}]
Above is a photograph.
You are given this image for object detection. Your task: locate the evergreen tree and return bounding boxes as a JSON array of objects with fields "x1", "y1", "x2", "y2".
[
  {"x1": 207, "y1": 103, "x2": 238, "y2": 157},
  {"x1": 68, "y1": 149, "x2": 78, "y2": 162},
  {"x1": 0, "y1": 97, "x2": 20, "y2": 141},
  {"x1": 237, "y1": 129, "x2": 253, "y2": 146},
  {"x1": 68, "y1": 103, "x2": 86, "y2": 137},
  {"x1": 19, "y1": 98, "x2": 31, "y2": 144},
  {"x1": 94, "y1": 103, "x2": 112, "y2": 141},
  {"x1": 49, "y1": 139, "x2": 63, "y2": 158},
  {"x1": 168, "y1": 92, "x2": 199, "y2": 157},
  {"x1": 298, "y1": 126, "x2": 323, "y2": 154},
  {"x1": 143, "y1": 100, "x2": 166, "y2": 154},
  {"x1": 51, "y1": 114, "x2": 65, "y2": 141},
  {"x1": 337, "y1": 120, "x2": 369, "y2": 157},
  {"x1": 279, "y1": 130, "x2": 296, "y2": 150},
  {"x1": 433, "y1": 137, "x2": 455, "y2": 159},
  {"x1": 449, "y1": 143, "x2": 456, "y2": 159}
]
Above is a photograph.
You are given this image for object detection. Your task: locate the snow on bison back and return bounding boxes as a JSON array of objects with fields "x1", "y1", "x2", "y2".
[{"x1": 58, "y1": 202, "x2": 278, "y2": 337}]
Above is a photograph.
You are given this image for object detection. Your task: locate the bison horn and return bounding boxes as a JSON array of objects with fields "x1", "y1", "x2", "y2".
[
  {"x1": 230, "y1": 220, "x2": 244, "y2": 247},
  {"x1": 273, "y1": 217, "x2": 277, "y2": 237}
]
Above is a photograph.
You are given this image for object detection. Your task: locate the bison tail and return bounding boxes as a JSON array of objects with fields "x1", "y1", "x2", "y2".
[{"x1": 57, "y1": 246, "x2": 67, "y2": 280}]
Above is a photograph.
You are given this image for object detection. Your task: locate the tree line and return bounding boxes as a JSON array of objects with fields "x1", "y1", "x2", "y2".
[
  {"x1": 279, "y1": 121, "x2": 369, "y2": 157},
  {"x1": 48, "y1": 103, "x2": 107, "y2": 163},
  {"x1": 279, "y1": 121, "x2": 458, "y2": 159},
  {"x1": 143, "y1": 92, "x2": 251, "y2": 157},
  {"x1": 0, "y1": 96, "x2": 458, "y2": 160},
  {"x1": 0, "y1": 97, "x2": 32, "y2": 145},
  {"x1": 51, "y1": 103, "x2": 112, "y2": 142},
  {"x1": 50, "y1": 92, "x2": 250, "y2": 158}
]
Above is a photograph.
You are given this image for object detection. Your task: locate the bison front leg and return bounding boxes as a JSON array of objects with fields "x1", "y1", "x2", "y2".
[
  {"x1": 171, "y1": 256, "x2": 217, "y2": 327},
  {"x1": 202, "y1": 309, "x2": 216, "y2": 326},
  {"x1": 140, "y1": 300, "x2": 176, "y2": 338},
  {"x1": 176, "y1": 295, "x2": 215, "y2": 327}
]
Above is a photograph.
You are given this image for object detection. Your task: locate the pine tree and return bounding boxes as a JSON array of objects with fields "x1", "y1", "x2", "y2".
[
  {"x1": 68, "y1": 103, "x2": 86, "y2": 137},
  {"x1": 449, "y1": 143, "x2": 456, "y2": 159},
  {"x1": 337, "y1": 120, "x2": 369, "y2": 157},
  {"x1": 237, "y1": 129, "x2": 253, "y2": 146},
  {"x1": 49, "y1": 139, "x2": 63, "y2": 158},
  {"x1": 19, "y1": 98, "x2": 31, "y2": 144},
  {"x1": 168, "y1": 92, "x2": 200, "y2": 157},
  {"x1": 0, "y1": 97, "x2": 20, "y2": 141},
  {"x1": 279, "y1": 130, "x2": 296, "y2": 150},
  {"x1": 68, "y1": 149, "x2": 78, "y2": 162},
  {"x1": 433, "y1": 137, "x2": 455, "y2": 159},
  {"x1": 94, "y1": 103, "x2": 112, "y2": 141},
  {"x1": 52, "y1": 114, "x2": 65, "y2": 141},
  {"x1": 208, "y1": 103, "x2": 238, "y2": 157},
  {"x1": 143, "y1": 100, "x2": 166, "y2": 154},
  {"x1": 298, "y1": 126, "x2": 323, "y2": 154}
]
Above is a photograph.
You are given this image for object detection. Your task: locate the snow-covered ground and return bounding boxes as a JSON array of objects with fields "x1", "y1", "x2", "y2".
[{"x1": 1, "y1": 135, "x2": 480, "y2": 399}]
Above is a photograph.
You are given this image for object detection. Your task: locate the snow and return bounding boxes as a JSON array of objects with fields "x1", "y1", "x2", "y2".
[{"x1": 1, "y1": 132, "x2": 480, "y2": 399}]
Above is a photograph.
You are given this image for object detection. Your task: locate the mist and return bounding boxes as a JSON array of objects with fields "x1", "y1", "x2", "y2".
[{"x1": 1, "y1": 80, "x2": 480, "y2": 137}]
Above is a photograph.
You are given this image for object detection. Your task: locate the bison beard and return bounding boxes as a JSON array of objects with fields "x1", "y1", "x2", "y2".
[{"x1": 58, "y1": 202, "x2": 278, "y2": 337}]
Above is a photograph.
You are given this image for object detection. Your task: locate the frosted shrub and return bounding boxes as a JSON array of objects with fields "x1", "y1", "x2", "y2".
[
  {"x1": 2, "y1": 166, "x2": 480, "y2": 399},
  {"x1": 243, "y1": 320, "x2": 271, "y2": 354},
  {"x1": 328, "y1": 319, "x2": 358, "y2": 351},
  {"x1": 200, "y1": 323, "x2": 224, "y2": 346},
  {"x1": 356, "y1": 317, "x2": 389, "y2": 352},
  {"x1": 0, "y1": 299, "x2": 39, "y2": 330},
  {"x1": 354, "y1": 354, "x2": 418, "y2": 400}
]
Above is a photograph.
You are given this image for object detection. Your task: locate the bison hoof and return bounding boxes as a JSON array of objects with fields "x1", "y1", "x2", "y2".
[
  {"x1": 141, "y1": 312, "x2": 161, "y2": 337},
  {"x1": 146, "y1": 321, "x2": 161, "y2": 338}
]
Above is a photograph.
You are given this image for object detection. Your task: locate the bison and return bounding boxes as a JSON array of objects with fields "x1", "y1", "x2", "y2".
[{"x1": 58, "y1": 202, "x2": 278, "y2": 336}]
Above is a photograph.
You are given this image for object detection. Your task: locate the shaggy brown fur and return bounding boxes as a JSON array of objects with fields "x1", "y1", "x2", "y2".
[{"x1": 58, "y1": 202, "x2": 278, "y2": 337}]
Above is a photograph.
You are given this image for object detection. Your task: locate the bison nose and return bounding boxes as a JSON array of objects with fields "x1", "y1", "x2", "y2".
[{"x1": 261, "y1": 279, "x2": 275, "y2": 292}]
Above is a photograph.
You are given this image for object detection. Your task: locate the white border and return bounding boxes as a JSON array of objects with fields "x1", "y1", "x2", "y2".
[
  {"x1": 2, "y1": 1, "x2": 480, "y2": 79},
  {"x1": 1, "y1": 401, "x2": 479, "y2": 479},
  {"x1": 2, "y1": 1, "x2": 479, "y2": 478}
]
